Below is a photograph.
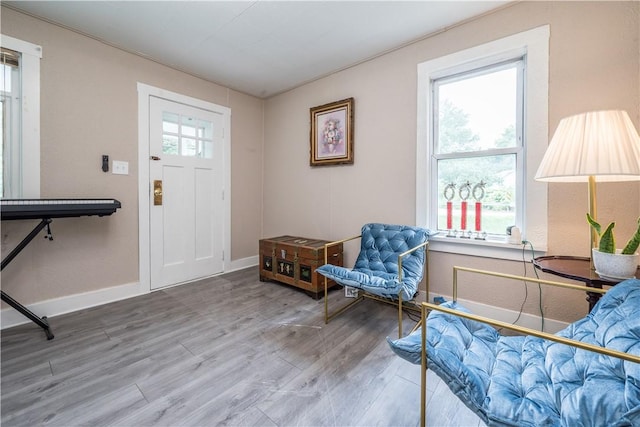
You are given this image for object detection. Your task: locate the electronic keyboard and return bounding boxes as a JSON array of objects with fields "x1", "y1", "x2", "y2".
[{"x1": 1, "y1": 198, "x2": 121, "y2": 220}]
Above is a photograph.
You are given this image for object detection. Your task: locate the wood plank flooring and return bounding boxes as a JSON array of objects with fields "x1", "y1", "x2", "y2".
[{"x1": 1, "y1": 266, "x2": 484, "y2": 427}]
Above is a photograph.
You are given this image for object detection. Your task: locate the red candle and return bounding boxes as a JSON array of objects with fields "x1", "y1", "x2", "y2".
[
  {"x1": 461, "y1": 201, "x2": 467, "y2": 230},
  {"x1": 475, "y1": 202, "x2": 482, "y2": 231},
  {"x1": 447, "y1": 201, "x2": 452, "y2": 229}
]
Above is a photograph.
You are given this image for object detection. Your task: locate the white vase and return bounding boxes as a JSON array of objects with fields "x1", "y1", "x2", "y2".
[{"x1": 592, "y1": 248, "x2": 639, "y2": 280}]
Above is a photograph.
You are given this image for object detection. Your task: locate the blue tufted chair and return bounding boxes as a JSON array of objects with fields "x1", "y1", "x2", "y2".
[
  {"x1": 316, "y1": 223, "x2": 433, "y2": 337},
  {"x1": 388, "y1": 267, "x2": 640, "y2": 427}
]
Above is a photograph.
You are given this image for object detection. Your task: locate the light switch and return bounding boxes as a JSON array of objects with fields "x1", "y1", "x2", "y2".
[{"x1": 112, "y1": 160, "x2": 129, "y2": 175}]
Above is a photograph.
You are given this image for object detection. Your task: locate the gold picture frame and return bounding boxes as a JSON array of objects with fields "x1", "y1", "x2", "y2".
[{"x1": 310, "y1": 97, "x2": 354, "y2": 166}]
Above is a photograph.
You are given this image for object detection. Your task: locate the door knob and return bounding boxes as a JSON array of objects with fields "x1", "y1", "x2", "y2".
[{"x1": 153, "y1": 180, "x2": 163, "y2": 205}]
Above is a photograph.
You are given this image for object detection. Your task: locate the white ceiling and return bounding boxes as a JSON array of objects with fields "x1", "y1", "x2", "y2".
[{"x1": 5, "y1": 1, "x2": 509, "y2": 98}]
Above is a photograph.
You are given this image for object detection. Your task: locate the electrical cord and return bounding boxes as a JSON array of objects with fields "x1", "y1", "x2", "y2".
[
  {"x1": 406, "y1": 308, "x2": 422, "y2": 323},
  {"x1": 419, "y1": 241, "x2": 546, "y2": 334},
  {"x1": 523, "y1": 240, "x2": 545, "y2": 332},
  {"x1": 499, "y1": 240, "x2": 545, "y2": 334},
  {"x1": 520, "y1": 240, "x2": 545, "y2": 331}
]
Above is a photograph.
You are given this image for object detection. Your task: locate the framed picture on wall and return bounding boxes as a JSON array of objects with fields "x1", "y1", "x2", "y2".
[{"x1": 310, "y1": 97, "x2": 354, "y2": 166}]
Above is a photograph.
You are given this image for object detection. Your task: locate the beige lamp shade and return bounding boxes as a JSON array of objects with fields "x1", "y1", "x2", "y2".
[{"x1": 535, "y1": 110, "x2": 640, "y2": 182}]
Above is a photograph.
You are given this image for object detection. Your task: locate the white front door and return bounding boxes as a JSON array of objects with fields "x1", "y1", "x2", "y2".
[{"x1": 149, "y1": 96, "x2": 225, "y2": 289}]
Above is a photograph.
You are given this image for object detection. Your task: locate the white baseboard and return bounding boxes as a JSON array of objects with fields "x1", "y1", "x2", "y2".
[
  {"x1": 427, "y1": 292, "x2": 569, "y2": 334},
  {"x1": 1, "y1": 281, "x2": 145, "y2": 330},
  {"x1": 1, "y1": 257, "x2": 260, "y2": 331},
  {"x1": 229, "y1": 255, "x2": 258, "y2": 272}
]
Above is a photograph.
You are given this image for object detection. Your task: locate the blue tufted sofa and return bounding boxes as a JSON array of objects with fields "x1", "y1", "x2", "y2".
[
  {"x1": 388, "y1": 269, "x2": 640, "y2": 427},
  {"x1": 316, "y1": 223, "x2": 433, "y2": 336}
]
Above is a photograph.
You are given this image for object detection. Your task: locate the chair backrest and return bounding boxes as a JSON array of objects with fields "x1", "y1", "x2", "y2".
[{"x1": 354, "y1": 223, "x2": 429, "y2": 282}]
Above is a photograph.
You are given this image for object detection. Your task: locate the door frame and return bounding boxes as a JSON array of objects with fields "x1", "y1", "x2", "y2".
[{"x1": 137, "y1": 82, "x2": 231, "y2": 293}]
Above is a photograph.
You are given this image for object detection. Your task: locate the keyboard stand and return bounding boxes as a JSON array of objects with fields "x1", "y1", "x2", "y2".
[
  {"x1": 1, "y1": 218, "x2": 55, "y2": 340},
  {"x1": 1, "y1": 198, "x2": 120, "y2": 340}
]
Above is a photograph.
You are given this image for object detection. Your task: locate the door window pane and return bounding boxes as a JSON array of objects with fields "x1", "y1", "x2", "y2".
[
  {"x1": 200, "y1": 140, "x2": 213, "y2": 158},
  {"x1": 181, "y1": 116, "x2": 197, "y2": 137},
  {"x1": 162, "y1": 112, "x2": 179, "y2": 133},
  {"x1": 162, "y1": 135, "x2": 178, "y2": 155},
  {"x1": 181, "y1": 138, "x2": 196, "y2": 157},
  {"x1": 161, "y1": 111, "x2": 213, "y2": 159},
  {"x1": 197, "y1": 119, "x2": 213, "y2": 139}
]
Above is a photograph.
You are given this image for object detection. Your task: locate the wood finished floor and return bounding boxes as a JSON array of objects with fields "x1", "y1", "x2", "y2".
[{"x1": 1, "y1": 267, "x2": 484, "y2": 427}]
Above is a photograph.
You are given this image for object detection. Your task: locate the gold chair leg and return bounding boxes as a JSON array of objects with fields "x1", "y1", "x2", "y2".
[
  {"x1": 421, "y1": 304, "x2": 427, "y2": 427},
  {"x1": 398, "y1": 291, "x2": 403, "y2": 338},
  {"x1": 325, "y1": 276, "x2": 365, "y2": 323},
  {"x1": 410, "y1": 318, "x2": 422, "y2": 334},
  {"x1": 324, "y1": 277, "x2": 329, "y2": 324},
  {"x1": 326, "y1": 297, "x2": 365, "y2": 323}
]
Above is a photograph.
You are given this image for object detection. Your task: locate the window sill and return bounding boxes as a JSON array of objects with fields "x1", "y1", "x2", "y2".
[{"x1": 428, "y1": 234, "x2": 547, "y2": 261}]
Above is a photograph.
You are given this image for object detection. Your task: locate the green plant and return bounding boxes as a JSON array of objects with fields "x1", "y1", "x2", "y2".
[{"x1": 587, "y1": 214, "x2": 640, "y2": 254}]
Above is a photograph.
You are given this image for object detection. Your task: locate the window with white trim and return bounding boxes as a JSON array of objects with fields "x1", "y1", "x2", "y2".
[
  {"x1": 0, "y1": 35, "x2": 41, "y2": 199},
  {"x1": 416, "y1": 26, "x2": 549, "y2": 260},
  {"x1": 432, "y1": 58, "x2": 524, "y2": 238}
]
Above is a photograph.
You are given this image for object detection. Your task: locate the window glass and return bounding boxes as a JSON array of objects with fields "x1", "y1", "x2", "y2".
[
  {"x1": 436, "y1": 66, "x2": 518, "y2": 154},
  {"x1": 181, "y1": 116, "x2": 197, "y2": 137},
  {"x1": 0, "y1": 62, "x2": 14, "y2": 91},
  {"x1": 181, "y1": 137, "x2": 197, "y2": 157},
  {"x1": 162, "y1": 135, "x2": 178, "y2": 155},
  {"x1": 437, "y1": 155, "x2": 516, "y2": 235},
  {"x1": 1, "y1": 85, "x2": 5, "y2": 197},
  {"x1": 1, "y1": 49, "x2": 21, "y2": 198},
  {"x1": 197, "y1": 119, "x2": 213, "y2": 139},
  {"x1": 200, "y1": 140, "x2": 213, "y2": 158},
  {"x1": 161, "y1": 112, "x2": 214, "y2": 159},
  {"x1": 432, "y1": 59, "x2": 522, "y2": 238},
  {"x1": 162, "y1": 112, "x2": 179, "y2": 133}
]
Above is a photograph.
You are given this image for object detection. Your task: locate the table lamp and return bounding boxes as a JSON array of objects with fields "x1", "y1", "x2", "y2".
[{"x1": 534, "y1": 110, "x2": 640, "y2": 252}]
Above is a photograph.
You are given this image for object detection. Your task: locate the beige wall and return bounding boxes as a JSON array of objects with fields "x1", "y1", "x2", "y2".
[
  {"x1": 1, "y1": 7, "x2": 264, "y2": 305},
  {"x1": 264, "y1": 1, "x2": 640, "y2": 324}
]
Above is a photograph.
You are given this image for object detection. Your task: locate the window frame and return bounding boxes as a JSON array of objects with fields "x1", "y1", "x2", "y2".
[
  {"x1": 431, "y1": 57, "x2": 525, "y2": 239},
  {"x1": 416, "y1": 26, "x2": 549, "y2": 260},
  {"x1": 1, "y1": 34, "x2": 42, "y2": 199}
]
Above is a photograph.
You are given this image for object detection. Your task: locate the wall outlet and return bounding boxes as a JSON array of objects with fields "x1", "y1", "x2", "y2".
[
  {"x1": 112, "y1": 160, "x2": 129, "y2": 175},
  {"x1": 345, "y1": 286, "x2": 358, "y2": 298}
]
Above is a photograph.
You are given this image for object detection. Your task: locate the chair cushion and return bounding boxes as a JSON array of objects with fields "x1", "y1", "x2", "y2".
[
  {"x1": 388, "y1": 278, "x2": 640, "y2": 427},
  {"x1": 316, "y1": 223, "x2": 433, "y2": 300}
]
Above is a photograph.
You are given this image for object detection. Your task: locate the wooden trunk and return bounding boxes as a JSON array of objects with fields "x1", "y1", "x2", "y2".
[{"x1": 259, "y1": 235, "x2": 343, "y2": 299}]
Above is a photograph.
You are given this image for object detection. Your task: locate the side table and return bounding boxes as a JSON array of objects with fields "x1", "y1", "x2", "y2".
[{"x1": 533, "y1": 255, "x2": 640, "y2": 311}]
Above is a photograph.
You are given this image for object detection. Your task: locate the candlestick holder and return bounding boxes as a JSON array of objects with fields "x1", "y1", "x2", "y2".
[
  {"x1": 444, "y1": 183, "x2": 456, "y2": 237},
  {"x1": 460, "y1": 230, "x2": 473, "y2": 239},
  {"x1": 472, "y1": 181, "x2": 486, "y2": 240},
  {"x1": 459, "y1": 181, "x2": 471, "y2": 236}
]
